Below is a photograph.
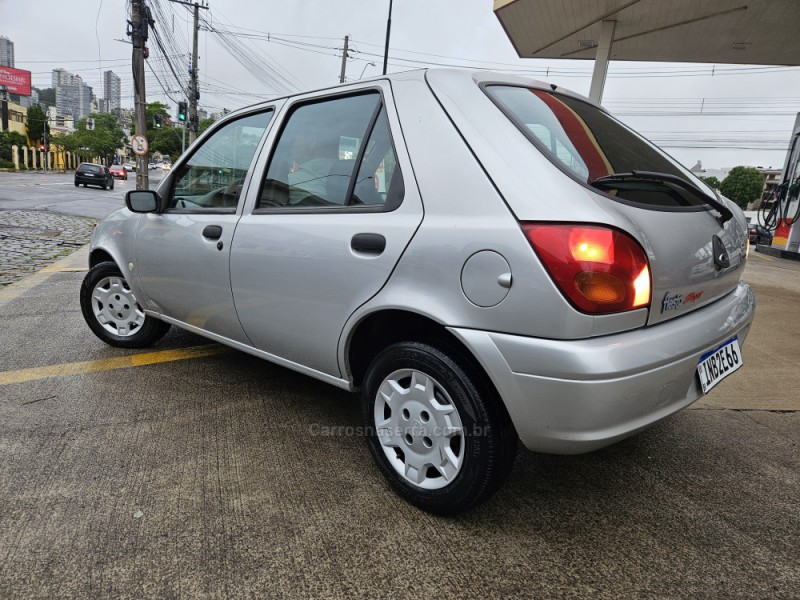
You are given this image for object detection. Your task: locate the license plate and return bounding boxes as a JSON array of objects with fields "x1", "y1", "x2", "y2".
[
  {"x1": 84, "y1": 173, "x2": 94, "y2": 177},
  {"x1": 696, "y1": 336, "x2": 742, "y2": 394}
]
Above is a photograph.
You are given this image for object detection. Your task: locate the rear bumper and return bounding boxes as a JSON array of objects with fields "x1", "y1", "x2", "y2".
[
  {"x1": 449, "y1": 282, "x2": 755, "y2": 454},
  {"x1": 75, "y1": 175, "x2": 106, "y2": 186}
]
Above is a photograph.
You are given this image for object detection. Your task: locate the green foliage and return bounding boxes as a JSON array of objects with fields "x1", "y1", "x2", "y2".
[
  {"x1": 198, "y1": 117, "x2": 216, "y2": 136},
  {"x1": 34, "y1": 87, "x2": 56, "y2": 107},
  {"x1": 129, "y1": 102, "x2": 182, "y2": 156},
  {"x1": 719, "y1": 166, "x2": 765, "y2": 209},
  {"x1": 26, "y1": 105, "x2": 47, "y2": 144},
  {"x1": 0, "y1": 130, "x2": 27, "y2": 161},
  {"x1": 59, "y1": 113, "x2": 127, "y2": 164},
  {"x1": 699, "y1": 175, "x2": 721, "y2": 189}
]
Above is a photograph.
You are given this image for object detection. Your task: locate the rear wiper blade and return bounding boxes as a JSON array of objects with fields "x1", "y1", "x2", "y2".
[{"x1": 591, "y1": 170, "x2": 733, "y2": 224}]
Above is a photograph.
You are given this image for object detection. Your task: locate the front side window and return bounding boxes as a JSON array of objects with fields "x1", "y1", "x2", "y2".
[
  {"x1": 258, "y1": 92, "x2": 403, "y2": 210},
  {"x1": 486, "y1": 85, "x2": 711, "y2": 209},
  {"x1": 168, "y1": 110, "x2": 272, "y2": 212}
]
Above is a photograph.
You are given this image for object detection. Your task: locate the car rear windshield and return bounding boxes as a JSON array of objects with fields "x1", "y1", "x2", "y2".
[
  {"x1": 485, "y1": 85, "x2": 711, "y2": 209},
  {"x1": 80, "y1": 164, "x2": 101, "y2": 173}
]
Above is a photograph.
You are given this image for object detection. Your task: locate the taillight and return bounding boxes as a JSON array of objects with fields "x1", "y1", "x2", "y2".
[{"x1": 522, "y1": 223, "x2": 651, "y2": 315}]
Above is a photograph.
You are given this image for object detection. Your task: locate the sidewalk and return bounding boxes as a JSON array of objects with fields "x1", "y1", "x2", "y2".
[{"x1": 0, "y1": 209, "x2": 95, "y2": 286}]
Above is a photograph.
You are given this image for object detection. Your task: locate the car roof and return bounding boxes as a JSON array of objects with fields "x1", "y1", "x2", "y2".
[{"x1": 220, "y1": 68, "x2": 598, "y2": 121}]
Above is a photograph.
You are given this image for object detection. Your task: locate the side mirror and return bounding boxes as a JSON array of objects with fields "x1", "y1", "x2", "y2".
[{"x1": 126, "y1": 190, "x2": 160, "y2": 213}]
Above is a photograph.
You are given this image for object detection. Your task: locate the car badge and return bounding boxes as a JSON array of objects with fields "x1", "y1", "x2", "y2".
[{"x1": 712, "y1": 235, "x2": 730, "y2": 270}]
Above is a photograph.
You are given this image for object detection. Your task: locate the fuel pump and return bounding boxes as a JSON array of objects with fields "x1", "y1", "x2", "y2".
[{"x1": 760, "y1": 113, "x2": 800, "y2": 254}]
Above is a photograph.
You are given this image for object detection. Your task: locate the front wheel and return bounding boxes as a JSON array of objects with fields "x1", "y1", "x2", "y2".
[
  {"x1": 361, "y1": 341, "x2": 517, "y2": 515},
  {"x1": 80, "y1": 261, "x2": 170, "y2": 348}
]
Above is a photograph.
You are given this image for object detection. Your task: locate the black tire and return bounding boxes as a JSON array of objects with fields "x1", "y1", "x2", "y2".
[
  {"x1": 102, "y1": 181, "x2": 107, "y2": 190},
  {"x1": 361, "y1": 341, "x2": 517, "y2": 515},
  {"x1": 83, "y1": 183, "x2": 87, "y2": 187},
  {"x1": 74, "y1": 181, "x2": 79, "y2": 187},
  {"x1": 110, "y1": 179, "x2": 114, "y2": 190},
  {"x1": 80, "y1": 261, "x2": 170, "y2": 348}
]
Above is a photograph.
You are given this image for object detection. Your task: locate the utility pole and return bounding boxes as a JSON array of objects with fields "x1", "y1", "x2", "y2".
[
  {"x1": 0, "y1": 86, "x2": 9, "y2": 132},
  {"x1": 189, "y1": 2, "x2": 200, "y2": 143},
  {"x1": 169, "y1": 0, "x2": 208, "y2": 145},
  {"x1": 130, "y1": 0, "x2": 150, "y2": 190},
  {"x1": 339, "y1": 35, "x2": 349, "y2": 83}
]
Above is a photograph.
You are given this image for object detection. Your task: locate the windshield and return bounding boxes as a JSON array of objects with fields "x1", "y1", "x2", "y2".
[{"x1": 485, "y1": 85, "x2": 711, "y2": 209}]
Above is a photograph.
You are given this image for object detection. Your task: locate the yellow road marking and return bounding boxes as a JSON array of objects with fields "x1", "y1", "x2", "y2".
[{"x1": 0, "y1": 344, "x2": 229, "y2": 385}]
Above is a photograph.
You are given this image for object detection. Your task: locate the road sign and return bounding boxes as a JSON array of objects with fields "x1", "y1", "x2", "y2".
[{"x1": 131, "y1": 134, "x2": 149, "y2": 157}]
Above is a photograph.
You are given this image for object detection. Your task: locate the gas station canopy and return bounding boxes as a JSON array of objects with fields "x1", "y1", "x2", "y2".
[
  {"x1": 494, "y1": 0, "x2": 800, "y2": 64},
  {"x1": 493, "y1": 0, "x2": 800, "y2": 101}
]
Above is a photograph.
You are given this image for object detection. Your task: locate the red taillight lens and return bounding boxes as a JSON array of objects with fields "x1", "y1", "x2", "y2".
[{"x1": 522, "y1": 223, "x2": 651, "y2": 314}]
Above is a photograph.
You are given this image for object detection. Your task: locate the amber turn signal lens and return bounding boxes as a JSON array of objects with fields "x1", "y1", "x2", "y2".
[{"x1": 574, "y1": 272, "x2": 626, "y2": 304}]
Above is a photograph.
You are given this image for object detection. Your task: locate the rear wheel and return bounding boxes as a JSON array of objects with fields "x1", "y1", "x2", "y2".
[
  {"x1": 109, "y1": 179, "x2": 114, "y2": 190},
  {"x1": 361, "y1": 341, "x2": 517, "y2": 515},
  {"x1": 74, "y1": 181, "x2": 79, "y2": 187},
  {"x1": 80, "y1": 261, "x2": 170, "y2": 348}
]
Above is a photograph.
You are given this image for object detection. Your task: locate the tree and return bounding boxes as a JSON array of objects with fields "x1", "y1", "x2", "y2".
[
  {"x1": 0, "y1": 130, "x2": 28, "y2": 163},
  {"x1": 26, "y1": 105, "x2": 47, "y2": 145},
  {"x1": 198, "y1": 117, "x2": 216, "y2": 136},
  {"x1": 130, "y1": 102, "x2": 180, "y2": 157},
  {"x1": 699, "y1": 175, "x2": 720, "y2": 189},
  {"x1": 719, "y1": 167, "x2": 765, "y2": 209},
  {"x1": 59, "y1": 113, "x2": 127, "y2": 164}
]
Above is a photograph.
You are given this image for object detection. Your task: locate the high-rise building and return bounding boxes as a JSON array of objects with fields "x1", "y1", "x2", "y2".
[
  {"x1": 103, "y1": 70, "x2": 121, "y2": 114},
  {"x1": 0, "y1": 36, "x2": 14, "y2": 67},
  {"x1": 56, "y1": 82, "x2": 93, "y2": 121},
  {"x1": 52, "y1": 68, "x2": 79, "y2": 88}
]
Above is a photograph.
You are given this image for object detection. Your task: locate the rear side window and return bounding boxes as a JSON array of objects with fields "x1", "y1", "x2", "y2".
[
  {"x1": 258, "y1": 91, "x2": 403, "y2": 210},
  {"x1": 486, "y1": 85, "x2": 710, "y2": 209}
]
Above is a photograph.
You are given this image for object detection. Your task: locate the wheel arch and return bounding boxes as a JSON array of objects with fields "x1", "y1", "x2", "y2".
[
  {"x1": 89, "y1": 248, "x2": 116, "y2": 268},
  {"x1": 345, "y1": 309, "x2": 502, "y2": 405}
]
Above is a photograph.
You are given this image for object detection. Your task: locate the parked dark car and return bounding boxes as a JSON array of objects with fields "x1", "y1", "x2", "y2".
[
  {"x1": 748, "y1": 223, "x2": 772, "y2": 245},
  {"x1": 75, "y1": 163, "x2": 114, "y2": 190},
  {"x1": 109, "y1": 165, "x2": 128, "y2": 180}
]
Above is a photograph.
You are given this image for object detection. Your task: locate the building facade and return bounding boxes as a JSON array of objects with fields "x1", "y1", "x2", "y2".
[
  {"x1": 52, "y1": 69, "x2": 93, "y2": 121},
  {"x1": 0, "y1": 36, "x2": 14, "y2": 68},
  {"x1": 56, "y1": 83, "x2": 93, "y2": 121},
  {"x1": 103, "y1": 70, "x2": 121, "y2": 114}
]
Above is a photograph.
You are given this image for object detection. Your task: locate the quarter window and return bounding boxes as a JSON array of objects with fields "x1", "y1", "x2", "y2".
[
  {"x1": 258, "y1": 92, "x2": 403, "y2": 209},
  {"x1": 168, "y1": 110, "x2": 272, "y2": 212}
]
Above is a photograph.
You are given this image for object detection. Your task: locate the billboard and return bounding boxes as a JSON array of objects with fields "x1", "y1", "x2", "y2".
[{"x1": 0, "y1": 66, "x2": 32, "y2": 96}]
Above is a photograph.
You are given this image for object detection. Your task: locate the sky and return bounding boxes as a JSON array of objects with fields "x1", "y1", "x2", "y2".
[{"x1": 2, "y1": 0, "x2": 799, "y2": 171}]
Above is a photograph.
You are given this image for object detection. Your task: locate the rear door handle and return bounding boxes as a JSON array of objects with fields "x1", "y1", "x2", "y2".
[
  {"x1": 351, "y1": 233, "x2": 386, "y2": 255},
  {"x1": 202, "y1": 225, "x2": 223, "y2": 240}
]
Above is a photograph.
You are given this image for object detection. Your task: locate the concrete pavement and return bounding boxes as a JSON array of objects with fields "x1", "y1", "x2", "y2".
[{"x1": 0, "y1": 246, "x2": 798, "y2": 598}]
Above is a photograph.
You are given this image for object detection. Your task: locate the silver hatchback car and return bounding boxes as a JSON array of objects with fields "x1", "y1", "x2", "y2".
[{"x1": 81, "y1": 69, "x2": 755, "y2": 514}]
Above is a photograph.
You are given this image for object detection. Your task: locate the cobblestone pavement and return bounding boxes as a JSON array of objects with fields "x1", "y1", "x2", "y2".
[{"x1": 0, "y1": 209, "x2": 95, "y2": 286}]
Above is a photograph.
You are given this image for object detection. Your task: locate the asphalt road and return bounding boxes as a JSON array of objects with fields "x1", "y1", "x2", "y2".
[
  {"x1": 0, "y1": 171, "x2": 165, "y2": 219},
  {"x1": 0, "y1": 204, "x2": 798, "y2": 597}
]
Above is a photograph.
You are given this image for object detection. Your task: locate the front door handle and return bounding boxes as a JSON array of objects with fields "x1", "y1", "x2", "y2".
[
  {"x1": 202, "y1": 225, "x2": 223, "y2": 240},
  {"x1": 351, "y1": 233, "x2": 386, "y2": 255}
]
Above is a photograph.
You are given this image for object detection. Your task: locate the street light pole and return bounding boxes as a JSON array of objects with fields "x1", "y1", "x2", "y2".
[{"x1": 382, "y1": 0, "x2": 393, "y2": 75}]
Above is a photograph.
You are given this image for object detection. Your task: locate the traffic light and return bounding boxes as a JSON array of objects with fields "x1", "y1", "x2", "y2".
[
  {"x1": 177, "y1": 101, "x2": 187, "y2": 122},
  {"x1": 153, "y1": 114, "x2": 163, "y2": 128}
]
